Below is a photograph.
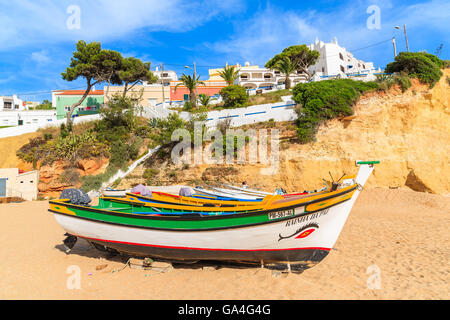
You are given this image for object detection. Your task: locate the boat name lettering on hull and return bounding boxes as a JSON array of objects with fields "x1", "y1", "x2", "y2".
[{"x1": 285, "y1": 209, "x2": 329, "y2": 227}]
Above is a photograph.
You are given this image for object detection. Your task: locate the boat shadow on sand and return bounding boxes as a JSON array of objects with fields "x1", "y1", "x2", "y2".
[{"x1": 54, "y1": 238, "x2": 308, "y2": 274}]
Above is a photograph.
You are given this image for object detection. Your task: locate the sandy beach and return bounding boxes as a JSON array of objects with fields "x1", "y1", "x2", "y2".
[{"x1": 0, "y1": 187, "x2": 449, "y2": 300}]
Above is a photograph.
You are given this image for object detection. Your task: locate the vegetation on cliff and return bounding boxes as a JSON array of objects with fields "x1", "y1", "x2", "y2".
[
  {"x1": 385, "y1": 52, "x2": 445, "y2": 88},
  {"x1": 292, "y1": 52, "x2": 446, "y2": 143},
  {"x1": 292, "y1": 79, "x2": 378, "y2": 143},
  {"x1": 16, "y1": 94, "x2": 153, "y2": 192}
]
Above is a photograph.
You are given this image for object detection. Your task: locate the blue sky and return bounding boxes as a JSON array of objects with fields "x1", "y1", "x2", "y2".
[{"x1": 0, "y1": 0, "x2": 448, "y2": 102}]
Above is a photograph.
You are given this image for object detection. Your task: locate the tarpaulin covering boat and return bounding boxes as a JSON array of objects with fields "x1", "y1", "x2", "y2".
[{"x1": 49, "y1": 161, "x2": 378, "y2": 271}]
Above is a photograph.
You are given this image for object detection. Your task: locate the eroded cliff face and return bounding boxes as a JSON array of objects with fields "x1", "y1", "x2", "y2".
[
  {"x1": 120, "y1": 70, "x2": 450, "y2": 195},
  {"x1": 272, "y1": 71, "x2": 450, "y2": 194},
  {"x1": 38, "y1": 158, "x2": 109, "y2": 198}
]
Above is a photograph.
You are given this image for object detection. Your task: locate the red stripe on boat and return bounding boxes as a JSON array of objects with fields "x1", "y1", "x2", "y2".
[
  {"x1": 78, "y1": 235, "x2": 331, "y2": 252},
  {"x1": 151, "y1": 191, "x2": 180, "y2": 198}
]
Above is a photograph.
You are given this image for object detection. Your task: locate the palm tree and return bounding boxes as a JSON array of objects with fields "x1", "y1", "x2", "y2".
[
  {"x1": 174, "y1": 74, "x2": 205, "y2": 108},
  {"x1": 198, "y1": 94, "x2": 216, "y2": 108},
  {"x1": 218, "y1": 65, "x2": 240, "y2": 86},
  {"x1": 274, "y1": 57, "x2": 298, "y2": 89}
]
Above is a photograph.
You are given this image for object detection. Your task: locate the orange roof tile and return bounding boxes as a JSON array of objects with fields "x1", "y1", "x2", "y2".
[{"x1": 53, "y1": 90, "x2": 104, "y2": 96}]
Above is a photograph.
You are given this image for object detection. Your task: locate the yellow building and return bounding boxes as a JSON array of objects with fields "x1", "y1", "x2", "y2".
[
  {"x1": 0, "y1": 168, "x2": 39, "y2": 201},
  {"x1": 104, "y1": 84, "x2": 171, "y2": 107}
]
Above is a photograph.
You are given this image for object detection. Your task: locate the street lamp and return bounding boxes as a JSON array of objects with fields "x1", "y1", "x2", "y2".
[
  {"x1": 394, "y1": 25, "x2": 409, "y2": 52},
  {"x1": 392, "y1": 37, "x2": 397, "y2": 58}
]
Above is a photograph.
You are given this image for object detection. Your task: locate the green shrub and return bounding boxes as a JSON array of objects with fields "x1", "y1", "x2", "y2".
[
  {"x1": 377, "y1": 72, "x2": 412, "y2": 92},
  {"x1": 183, "y1": 101, "x2": 195, "y2": 111},
  {"x1": 292, "y1": 79, "x2": 378, "y2": 143},
  {"x1": 219, "y1": 85, "x2": 248, "y2": 108},
  {"x1": 151, "y1": 113, "x2": 188, "y2": 147},
  {"x1": 80, "y1": 164, "x2": 119, "y2": 192},
  {"x1": 385, "y1": 52, "x2": 444, "y2": 88}
]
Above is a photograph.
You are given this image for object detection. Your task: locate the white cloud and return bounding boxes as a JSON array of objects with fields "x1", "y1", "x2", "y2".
[
  {"x1": 0, "y1": 0, "x2": 245, "y2": 50},
  {"x1": 205, "y1": 0, "x2": 450, "y2": 66},
  {"x1": 30, "y1": 50, "x2": 50, "y2": 64}
]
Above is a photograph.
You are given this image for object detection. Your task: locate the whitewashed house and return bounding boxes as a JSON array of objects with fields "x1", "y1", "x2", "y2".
[
  {"x1": 308, "y1": 37, "x2": 380, "y2": 81},
  {"x1": 225, "y1": 62, "x2": 306, "y2": 90},
  {"x1": 0, "y1": 95, "x2": 25, "y2": 111}
]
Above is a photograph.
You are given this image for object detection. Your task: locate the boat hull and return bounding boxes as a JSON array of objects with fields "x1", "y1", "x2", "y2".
[{"x1": 53, "y1": 197, "x2": 355, "y2": 270}]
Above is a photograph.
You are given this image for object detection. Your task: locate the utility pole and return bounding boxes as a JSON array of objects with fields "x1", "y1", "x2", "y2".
[
  {"x1": 160, "y1": 63, "x2": 165, "y2": 107},
  {"x1": 392, "y1": 37, "x2": 397, "y2": 58},
  {"x1": 403, "y1": 24, "x2": 409, "y2": 52},
  {"x1": 194, "y1": 62, "x2": 198, "y2": 101}
]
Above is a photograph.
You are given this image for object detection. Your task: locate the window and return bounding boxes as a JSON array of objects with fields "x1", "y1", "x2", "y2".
[
  {"x1": 322, "y1": 67, "x2": 325, "y2": 73},
  {"x1": 183, "y1": 94, "x2": 189, "y2": 101},
  {"x1": 340, "y1": 65, "x2": 345, "y2": 73},
  {"x1": 4, "y1": 102, "x2": 12, "y2": 109},
  {"x1": 15, "y1": 104, "x2": 19, "y2": 109},
  {"x1": 339, "y1": 53, "x2": 344, "y2": 60}
]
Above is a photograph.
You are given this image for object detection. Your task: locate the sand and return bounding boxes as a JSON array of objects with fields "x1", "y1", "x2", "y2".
[{"x1": 0, "y1": 187, "x2": 449, "y2": 300}]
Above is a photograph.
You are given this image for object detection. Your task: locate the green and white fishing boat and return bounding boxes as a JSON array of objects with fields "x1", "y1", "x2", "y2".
[{"x1": 49, "y1": 161, "x2": 378, "y2": 271}]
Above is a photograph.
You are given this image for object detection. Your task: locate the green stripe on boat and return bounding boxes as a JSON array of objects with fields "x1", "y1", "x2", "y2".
[{"x1": 356, "y1": 161, "x2": 380, "y2": 165}]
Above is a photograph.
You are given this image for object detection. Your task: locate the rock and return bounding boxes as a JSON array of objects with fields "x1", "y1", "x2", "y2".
[
  {"x1": 202, "y1": 266, "x2": 218, "y2": 271},
  {"x1": 271, "y1": 270, "x2": 288, "y2": 278},
  {"x1": 129, "y1": 258, "x2": 152, "y2": 270},
  {"x1": 95, "y1": 264, "x2": 108, "y2": 271},
  {"x1": 77, "y1": 158, "x2": 109, "y2": 175},
  {"x1": 405, "y1": 170, "x2": 434, "y2": 193},
  {"x1": 151, "y1": 261, "x2": 173, "y2": 271},
  {"x1": 37, "y1": 158, "x2": 109, "y2": 198}
]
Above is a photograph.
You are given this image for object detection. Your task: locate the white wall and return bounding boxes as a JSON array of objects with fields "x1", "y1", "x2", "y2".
[
  {"x1": 0, "y1": 110, "x2": 57, "y2": 127},
  {"x1": 150, "y1": 96, "x2": 298, "y2": 128},
  {"x1": 0, "y1": 113, "x2": 101, "y2": 138}
]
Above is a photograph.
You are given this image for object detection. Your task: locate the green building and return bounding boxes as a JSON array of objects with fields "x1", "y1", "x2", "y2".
[{"x1": 52, "y1": 89, "x2": 104, "y2": 120}]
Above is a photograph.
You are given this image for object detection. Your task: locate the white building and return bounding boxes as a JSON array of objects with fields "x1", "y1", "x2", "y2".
[
  {"x1": 308, "y1": 37, "x2": 380, "y2": 80},
  {"x1": 218, "y1": 62, "x2": 307, "y2": 90},
  {"x1": 0, "y1": 168, "x2": 40, "y2": 201},
  {"x1": 0, "y1": 95, "x2": 25, "y2": 111},
  {"x1": 145, "y1": 66, "x2": 178, "y2": 86}
]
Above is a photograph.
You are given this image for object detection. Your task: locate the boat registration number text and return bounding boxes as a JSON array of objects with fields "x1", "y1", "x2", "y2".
[{"x1": 268, "y1": 209, "x2": 294, "y2": 220}]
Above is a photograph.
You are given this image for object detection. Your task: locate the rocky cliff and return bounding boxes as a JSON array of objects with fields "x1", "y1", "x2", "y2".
[{"x1": 118, "y1": 69, "x2": 450, "y2": 195}]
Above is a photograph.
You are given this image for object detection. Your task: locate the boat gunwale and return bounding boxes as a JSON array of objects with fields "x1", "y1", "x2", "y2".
[
  {"x1": 119, "y1": 184, "x2": 344, "y2": 212},
  {"x1": 49, "y1": 192, "x2": 353, "y2": 232},
  {"x1": 49, "y1": 185, "x2": 357, "y2": 223},
  {"x1": 103, "y1": 184, "x2": 355, "y2": 216}
]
